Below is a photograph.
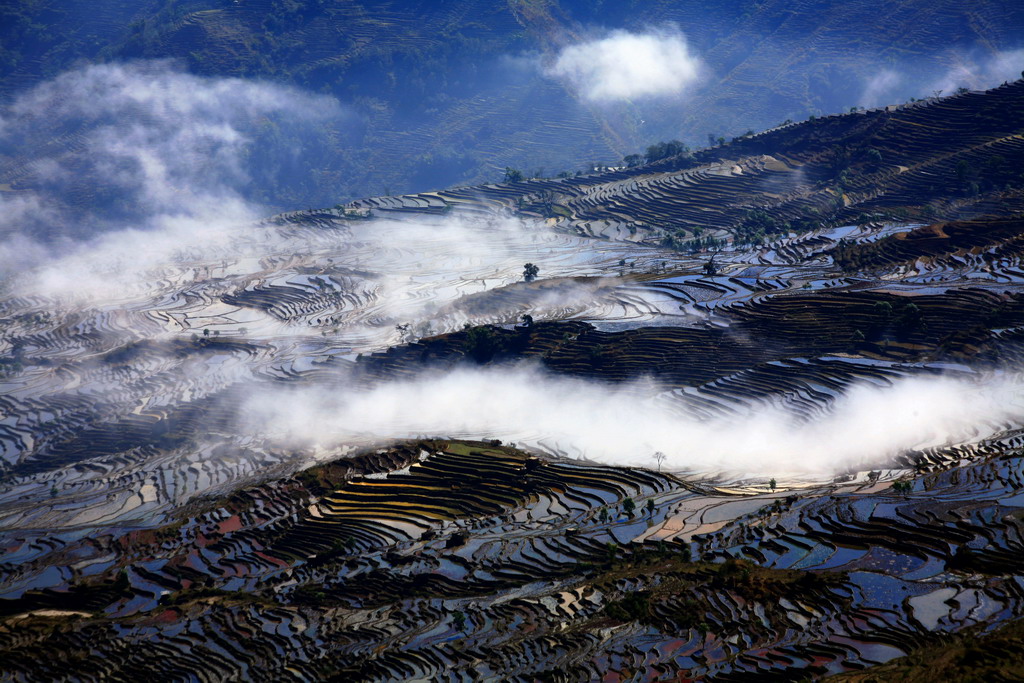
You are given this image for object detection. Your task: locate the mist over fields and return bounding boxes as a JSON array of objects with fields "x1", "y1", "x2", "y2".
[
  {"x1": 246, "y1": 366, "x2": 1024, "y2": 478},
  {"x1": 0, "y1": 60, "x2": 344, "y2": 276},
  {"x1": 1, "y1": 47, "x2": 1023, "y2": 484}
]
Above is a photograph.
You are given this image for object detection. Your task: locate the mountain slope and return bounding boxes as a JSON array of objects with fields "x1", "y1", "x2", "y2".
[
  {"x1": 348, "y1": 79, "x2": 1024, "y2": 248},
  {"x1": 2, "y1": 0, "x2": 1022, "y2": 207}
]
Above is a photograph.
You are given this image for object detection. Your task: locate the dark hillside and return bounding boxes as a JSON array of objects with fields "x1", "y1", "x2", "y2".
[{"x1": 349, "y1": 79, "x2": 1024, "y2": 247}]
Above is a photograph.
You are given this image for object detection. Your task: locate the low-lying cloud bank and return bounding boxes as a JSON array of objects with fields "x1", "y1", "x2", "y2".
[
  {"x1": 0, "y1": 60, "x2": 344, "y2": 292},
  {"x1": 545, "y1": 26, "x2": 702, "y2": 102},
  {"x1": 245, "y1": 365, "x2": 1024, "y2": 478}
]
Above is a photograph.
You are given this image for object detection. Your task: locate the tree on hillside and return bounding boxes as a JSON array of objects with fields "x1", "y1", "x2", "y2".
[
  {"x1": 645, "y1": 140, "x2": 690, "y2": 164},
  {"x1": 453, "y1": 611, "x2": 466, "y2": 630},
  {"x1": 623, "y1": 497, "x2": 636, "y2": 516},
  {"x1": 955, "y1": 159, "x2": 973, "y2": 186},
  {"x1": 606, "y1": 542, "x2": 618, "y2": 563},
  {"x1": 896, "y1": 302, "x2": 924, "y2": 333},
  {"x1": 523, "y1": 263, "x2": 539, "y2": 282},
  {"x1": 503, "y1": 167, "x2": 524, "y2": 183},
  {"x1": 463, "y1": 324, "x2": 503, "y2": 364}
]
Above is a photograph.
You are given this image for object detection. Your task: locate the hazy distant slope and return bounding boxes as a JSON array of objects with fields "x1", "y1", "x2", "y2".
[
  {"x1": 2, "y1": 0, "x2": 1022, "y2": 209},
  {"x1": 351, "y1": 79, "x2": 1024, "y2": 251},
  {"x1": 618, "y1": 0, "x2": 1024, "y2": 129}
]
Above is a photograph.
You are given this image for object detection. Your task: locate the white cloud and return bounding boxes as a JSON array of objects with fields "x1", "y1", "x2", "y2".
[
  {"x1": 0, "y1": 60, "x2": 344, "y2": 294},
  {"x1": 245, "y1": 366, "x2": 1023, "y2": 479},
  {"x1": 545, "y1": 27, "x2": 702, "y2": 102},
  {"x1": 858, "y1": 69, "x2": 903, "y2": 108},
  {"x1": 927, "y1": 48, "x2": 1024, "y2": 96},
  {"x1": 858, "y1": 50, "x2": 1024, "y2": 108}
]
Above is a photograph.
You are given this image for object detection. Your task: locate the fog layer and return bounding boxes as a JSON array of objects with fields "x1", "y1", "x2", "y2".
[
  {"x1": 245, "y1": 365, "x2": 1023, "y2": 478},
  {"x1": 0, "y1": 60, "x2": 343, "y2": 282},
  {"x1": 859, "y1": 49, "x2": 1024, "y2": 107}
]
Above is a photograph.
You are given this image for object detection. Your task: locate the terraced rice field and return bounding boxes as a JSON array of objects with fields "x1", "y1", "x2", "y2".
[
  {"x1": 5, "y1": 83, "x2": 1024, "y2": 681},
  {"x1": 4, "y1": 436, "x2": 1024, "y2": 680},
  {"x1": 347, "y1": 79, "x2": 1024, "y2": 244},
  {"x1": 3, "y1": 196, "x2": 1024, "y2": 678},
  {"x1": 0, "y1": 211, "x2": 697, "y2": 530}
]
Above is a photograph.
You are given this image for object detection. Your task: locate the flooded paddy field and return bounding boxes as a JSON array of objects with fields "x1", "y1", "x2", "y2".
[{"x1": 4, "y1": 206, "x2": 1024, "y2": 680}]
